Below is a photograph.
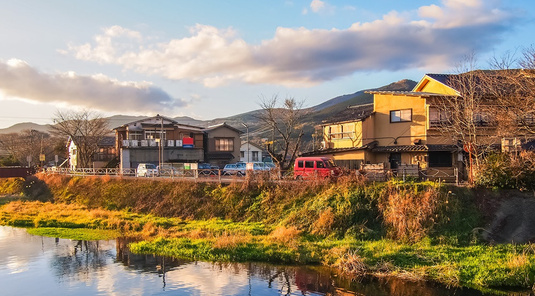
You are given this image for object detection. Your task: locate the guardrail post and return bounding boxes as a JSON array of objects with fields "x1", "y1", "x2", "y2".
[{"x1": 455, "y1": 167, "x2": 459, "y2": 185}]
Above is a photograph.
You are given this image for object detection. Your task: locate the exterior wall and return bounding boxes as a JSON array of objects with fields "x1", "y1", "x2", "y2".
[
  {"x1": 205, "y1": 127, "x2": 241, "y2": 161},
  {"x1": 240, "y1": 143, "x2": 263, "y2": 162},
  {"x1": 120, "y1": 148, "x2": 204, "y2": 169},
  {"x1": 68, "y1": 141, "x2": 77, "y2": 169},
  {"x1": 323, "y1": 121, "x2": 364, "y2": 149},
  {"x1": 373, "y1": 94, "x2": 428, "y2": 146}
]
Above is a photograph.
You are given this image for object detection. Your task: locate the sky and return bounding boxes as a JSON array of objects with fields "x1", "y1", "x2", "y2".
[{"x1": 0, "y1": 0, "x2": 534, "y2": 129}]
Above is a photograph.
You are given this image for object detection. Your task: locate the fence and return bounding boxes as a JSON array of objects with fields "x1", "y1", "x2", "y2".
[
  {"x1": 359, "y1": 163, "x2": 459, "y2": 184},
  {"x1": 45, "y1": 165, "x2": 459, "y2": 184}
]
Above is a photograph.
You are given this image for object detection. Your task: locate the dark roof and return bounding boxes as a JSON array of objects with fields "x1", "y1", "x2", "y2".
[
  {"x1": 372, "y1": 144, "x2": 458, "y2": 153},
  {"x1": 204, "y1": 122, "x2": 243, "y2": 134},
  {"x1": 366, "y1": 90, "x2": 455, "y2": 97},
  {"x1": 98, "y1": 136, "x2": 115, "y2": 146},
  {"x1": 300, "y1": 141, "x2": 377, "y2": 156},
  {"x1": 322, "y1": 103, "x2": 374, "y2": 125}
]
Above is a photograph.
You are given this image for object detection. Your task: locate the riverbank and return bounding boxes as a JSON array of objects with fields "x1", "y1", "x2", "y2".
[{"x1": 0, "y1": 174, "x2": 534, "y2": 294}]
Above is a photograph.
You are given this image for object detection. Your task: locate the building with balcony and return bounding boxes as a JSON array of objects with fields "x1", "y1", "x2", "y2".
[
  {"x1": 114, "y1": 115, "x2": 205, "y2": 169},
  {"x1": 304, "y1": 70, "x2": 534, "y2": 178}
]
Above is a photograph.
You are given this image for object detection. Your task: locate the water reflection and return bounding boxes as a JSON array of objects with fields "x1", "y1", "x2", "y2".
[{"x1": 0, "y1": 226, "x2": 511, "y2": 295}]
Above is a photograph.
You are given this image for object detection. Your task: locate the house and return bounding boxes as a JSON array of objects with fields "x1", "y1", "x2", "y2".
[
  {"x1": 203, "y1": 123, "x2": 242, "y2": 168},
  {"x1": 239, "y1": 142, "x2": 265, "y2": 163},
  {"x1": 114, "y1": 115, "x2": 205, "y2": 169},
  {"x1": 305, "y1": 70, "x2": 534, "y2": 179},
  {"x1": 68, "y1": 136, "x2": 116, "y2": 169}
]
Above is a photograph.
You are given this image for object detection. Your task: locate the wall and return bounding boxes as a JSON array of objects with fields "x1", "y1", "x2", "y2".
[{"x1": 373, "y1": 94, "x2": 428, "y2": 146}]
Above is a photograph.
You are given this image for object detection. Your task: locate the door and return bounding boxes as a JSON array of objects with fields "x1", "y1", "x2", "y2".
[{"x1": 389, "y1": 153, "x2": 401, "y2": 169}]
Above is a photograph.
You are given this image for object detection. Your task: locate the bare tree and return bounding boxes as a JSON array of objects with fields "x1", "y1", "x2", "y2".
[
  {"x1": 257, "y1": 96, "x2": 308, "y2": 171},
  {"x1": 432, "y1": 54, "x2": 500, "y2": 182},
  {"x1": 487, "y1": 47, "x2": 535, "y2": 137},
  {"x1": 0, "y1": 129, "x2": 54, "y2": 166},
  {"x1": 51, "y1": 110, "x2": 110, "y2": 168}
]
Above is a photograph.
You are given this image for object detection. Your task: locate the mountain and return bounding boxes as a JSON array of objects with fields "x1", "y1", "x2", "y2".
[
  {"x1": 0, "y1": 79, "x2": 417, "y2": 138},
  {"x1": 0, "y1": 122, "x2": 53, "y2": 134}
]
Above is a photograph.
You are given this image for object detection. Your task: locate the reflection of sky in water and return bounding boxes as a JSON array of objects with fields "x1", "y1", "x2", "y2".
[
  {"x1": 0, "y1": 226, "x2": 322, "y2": 296},
  {"x1": 0, "y1": 226, "x2": 488, "y2": 296}
]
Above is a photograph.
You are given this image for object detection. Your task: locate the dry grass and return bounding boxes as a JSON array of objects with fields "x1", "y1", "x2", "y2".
[
  {"x1": 311, "y1": 207, "x2": 335, "y2": 236},
  {"x1": 379, "y1": 186, "x2": 441, "y2": 242},
  {"x1": 268, "y1": 225, "x2": 301, "y2": 247},
  {"x1": 213, "y1": 232, "x2": 252, "y2": 249},
  {"x1": 333, "y1": 250, "x2": 369, "y2": 276}
]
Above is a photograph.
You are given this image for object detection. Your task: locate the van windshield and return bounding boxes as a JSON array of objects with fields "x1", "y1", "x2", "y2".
[{"x1": 146, "y1": 164, "x2": 156, "y2": 169}]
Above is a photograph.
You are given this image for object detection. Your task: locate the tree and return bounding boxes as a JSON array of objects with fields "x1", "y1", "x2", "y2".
[
  {"x1": 487, "y1": 47, "x2": 535, "y2": 137},
  {"x1": 431, "y1": 54, "x2": 502, "y2": 183},
  {"x1": 0, "y1": 129, "x2": 52, "y2": 167},
  {"x1": 51, "y1": 110, "x2": 110, "y2": 168},
  {"x1": 257, "y1": 96, "x2": 308, "y2": 171}
]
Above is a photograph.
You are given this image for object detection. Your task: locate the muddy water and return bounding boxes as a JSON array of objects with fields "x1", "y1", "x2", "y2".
[{"x1": 0, "y1": 226, "x2": 490, "y2": 296}]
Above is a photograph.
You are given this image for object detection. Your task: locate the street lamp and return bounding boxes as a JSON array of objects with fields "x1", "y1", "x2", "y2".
[{"x1": 242, "y1": 123, "x2": 249, "y2": 162}]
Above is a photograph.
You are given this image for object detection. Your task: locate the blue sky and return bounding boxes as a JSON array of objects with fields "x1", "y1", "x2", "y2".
[{"x1": 0, "y1": 0, "x2": 533, "y2": 128}]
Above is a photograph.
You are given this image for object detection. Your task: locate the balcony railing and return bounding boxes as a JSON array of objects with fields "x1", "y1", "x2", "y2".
[{"x1": 122, "y1": 139, "x2": 188, "y2": 148}]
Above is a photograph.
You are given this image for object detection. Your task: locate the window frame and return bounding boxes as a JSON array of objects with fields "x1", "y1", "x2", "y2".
[
  {"x1": 390, "y1": 109, "x2": 412, "y2": 123},
  {"x1": 215, "y1": 138, "x2": 234, "y2": 152}
]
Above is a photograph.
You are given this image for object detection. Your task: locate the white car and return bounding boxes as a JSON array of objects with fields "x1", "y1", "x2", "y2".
[{"x1": 136, "y1": 163, "x2": 158, "y2": 177}]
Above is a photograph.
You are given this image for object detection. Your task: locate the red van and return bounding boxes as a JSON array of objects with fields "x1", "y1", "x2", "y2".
[{"x1": 293, "y1": 157, "x2": 342, "y2": 179}]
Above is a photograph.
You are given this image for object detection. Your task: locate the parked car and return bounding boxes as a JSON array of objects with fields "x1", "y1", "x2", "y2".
[
  {"x1": 222, "y1": 163, "x2": 245, "y2": 176},
  {"x1": 157, "y1": 164, "x2": 181, "y2": 177},
  {"x1": 198, "y1": 163, "x2": 219, "y2": 176},
  {"x1": 136, "y1": 163, "x2": 158, "y2": 177},
  {"x1": 293, "y1": 157, "x2": 341, "y2": 179}
]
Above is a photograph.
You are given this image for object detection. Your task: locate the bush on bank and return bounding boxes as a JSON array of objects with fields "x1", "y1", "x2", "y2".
[{"x1": 3, "y1": 174, "x2": 477, "y2": 243}]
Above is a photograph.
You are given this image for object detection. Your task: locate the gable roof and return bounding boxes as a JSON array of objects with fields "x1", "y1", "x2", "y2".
[
  {"x1": 113, "y1": 114, "x2": 204, "y2": 132},
  {"x1": 204, "y1": 122, "x2": 243, "y2": 134}
]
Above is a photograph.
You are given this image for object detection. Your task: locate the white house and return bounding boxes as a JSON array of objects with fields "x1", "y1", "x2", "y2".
[{"x1": 239, "y1": 142, "x2": 264, "y2": 162}]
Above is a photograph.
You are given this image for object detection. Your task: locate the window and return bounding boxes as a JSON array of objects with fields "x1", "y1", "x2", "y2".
[
  {"x1": 128, "y1": 131, "x2": 143, "y2": 140},
  {"x1": 428, "y1": 152, "x2": 452, "y2": 167},
  {"x1": 390, "y1": 109, "x2": 412, "y2": 122},
  {"x1": 252, "y1": 151, "x2": 259, "y2": 161},
  {"x1": 429, "y1": 108, "x2": 451, "y2": 126},
  {"x1": 473, "y1": 112, "x2": 491, "y2": 126},
  {"x1": 316, "y1": 161, "x2": 325, "y2": 168},
  {"x1": 145, "y1": 130, "x2": 166, "y2": 140},
  {"x1": 297, "y1": 160, "x2": 304, "y2": 168},
  {"x1": 240, "y1": 151, "x2": 245, "y2": 158},
  {"x1": 215, "y1": 138, "x2": 234, "y2": 151},
  {"x1": 305, "y1": 161, "x2": 315, "y2": 168}
]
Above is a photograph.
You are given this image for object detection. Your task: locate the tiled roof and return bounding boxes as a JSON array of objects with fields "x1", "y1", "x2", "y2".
[
  {"x1": 300, "y1": 141, "x2": 377, "y2": 156},
  {"x1": 322, "y1": 103, "x2": 374, "y2": 125},
  {"x1": 373, "y1": 144, "x2": 458, "y2": 153},
  {"x1": 366, "y1": 90, "x2": 454, "y2": 97}
]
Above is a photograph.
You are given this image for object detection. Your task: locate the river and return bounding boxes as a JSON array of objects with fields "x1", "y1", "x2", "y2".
[{"x1": 0, "y1": 226, "x2": 490, "y2": 296}]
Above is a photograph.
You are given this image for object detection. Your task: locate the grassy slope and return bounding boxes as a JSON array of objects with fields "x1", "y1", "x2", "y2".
[{"x1": 0, "y1": 175, "x2": 534, "y2": 293}]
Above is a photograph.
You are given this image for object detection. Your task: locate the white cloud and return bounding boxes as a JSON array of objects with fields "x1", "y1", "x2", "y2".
[
  {"x1": 64, "y1": 0, "x2": 516, "y2": 87},
  {"x1": 0, "y1": 59, "x2": 186, "y2": 113},
  {"x1": 310, "y1": 0, "x2": 325, "y2": 13}
]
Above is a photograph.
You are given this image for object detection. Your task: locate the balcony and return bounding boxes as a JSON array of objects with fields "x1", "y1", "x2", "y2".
[{"x1": 122, "y1": 139, "x2": 186, "y2": 148}]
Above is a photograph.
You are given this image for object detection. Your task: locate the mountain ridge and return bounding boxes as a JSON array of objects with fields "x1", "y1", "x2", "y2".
[{"x1": 0, "y1": 79, "x2": 417, "y2": 135}]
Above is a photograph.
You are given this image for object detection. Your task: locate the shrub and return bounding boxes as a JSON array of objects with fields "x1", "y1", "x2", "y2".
[{"x1": 475, "y1": 151, "x2": 535, "y2": 191}]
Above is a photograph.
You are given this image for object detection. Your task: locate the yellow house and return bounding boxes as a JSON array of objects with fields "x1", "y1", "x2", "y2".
[{"x1": 305, "y1": 73, "x2": 465, "y2": 174}]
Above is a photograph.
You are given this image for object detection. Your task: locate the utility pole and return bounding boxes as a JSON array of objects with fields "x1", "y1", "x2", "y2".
[{"x1": 242, "y1": 123, "x2": 249, "y2": 162}]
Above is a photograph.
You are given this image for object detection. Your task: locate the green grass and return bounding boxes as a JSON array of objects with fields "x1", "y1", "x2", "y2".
[
  {"x1": 26, "y1": 227, "x2": 120, "y2": 241},
  {"x1": 1, "y1": 176, "x2": 534, "y2": 293}
]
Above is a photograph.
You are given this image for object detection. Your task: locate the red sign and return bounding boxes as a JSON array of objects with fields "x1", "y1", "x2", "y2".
[{"x1": 183, "y1": 137, "x2": 194, "y2": 148}]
